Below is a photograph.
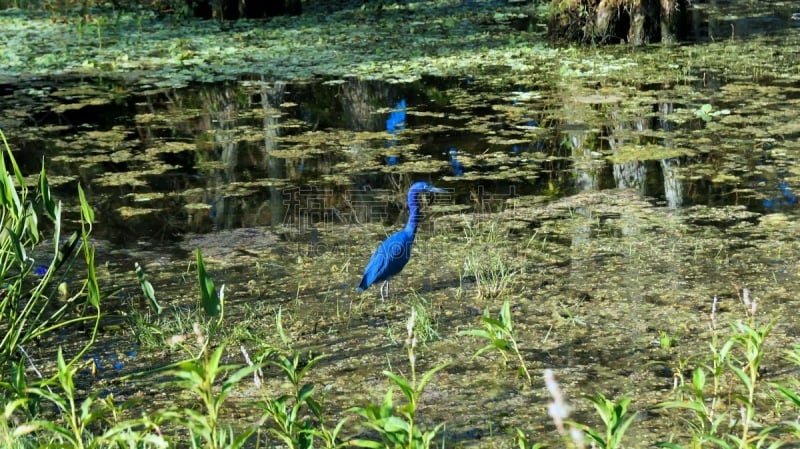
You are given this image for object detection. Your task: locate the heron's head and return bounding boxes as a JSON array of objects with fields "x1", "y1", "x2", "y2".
[
  {"x1": 407, "y1": 182, "x2": 446, "y2": 207},
  {"x1": 410, "y1": 181, "x2": 446, "y2": 194}
]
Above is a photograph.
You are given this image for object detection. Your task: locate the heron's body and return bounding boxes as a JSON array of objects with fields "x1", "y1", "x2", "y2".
[
  {"x1": 357, "y1": 229, "x2": 413, "y2": 291},
  {"x1": 357, "y1": 182, "x2": 445, "y2": 300}
]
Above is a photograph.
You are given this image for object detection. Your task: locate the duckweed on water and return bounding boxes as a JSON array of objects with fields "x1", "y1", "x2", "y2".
[
  {"x1": 2, "y1": 0, "x2": 800, "y2": 447},
  {"x1": 5, "y1": 143, "x2": 800, "y2": 446}
]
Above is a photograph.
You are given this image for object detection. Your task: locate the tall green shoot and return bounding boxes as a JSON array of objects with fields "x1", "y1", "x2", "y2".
[
  {"x1": 0, "y1": 129, "x2": 101, "y2": 373},
  {"x1": 459, "y1": 300, "x2": 531, "y2": 384},
  {"x1": 350, "y1": 308, "x2": 448, "y2": 449}
]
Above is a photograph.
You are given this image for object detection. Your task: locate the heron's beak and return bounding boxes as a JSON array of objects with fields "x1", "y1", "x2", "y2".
[{"x1": 428, "y1": 186, "x2": 447, "y2": 194}]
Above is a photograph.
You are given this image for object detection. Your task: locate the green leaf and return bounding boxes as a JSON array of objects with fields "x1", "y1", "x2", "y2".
[
  {"x1": 691, "y1": 367, "x2": 705, "y2": 393},
  {"x1": 24, "y1": 202, "x2": 39, "y2": 245},
  {"x1": 75, "y1": 183, "x2": 100, "y2": 309},
  {"x1": 5, "y1": 227, "x2": 28, "y2": 264},
  {"x1": 612, "y1": 410, "x2": 637, "y2": 445},
  {"x1": 771, "y1": 382, "x2": 800, "y2": 408},
  {"x1": 2, "y1": 133, "x2": 25, "y2": 190},
  {"x1": 227, "y1": 362, "x2": 259, "y2": 388},
  {"x1": 85, "y1": 244, "x2": 100, "y2": 308},
  {"x1": 718, "y1": 338, "x2": 735, "y2": 363},
  {"x1": 55, "y1": 231, "x2": 79, "y2": 271},
  {"x1": 578, "y1": 424, "x2": 605, "y2": 447},
  {"x1": 728, "y1": 364, "x2": 752, "y2": 393},
  {"x1": 458, "y1": 329, "x2": 493, "y2": 340},
  {"x1": 703, "y1": 434, "x2": 734, "y2": 448},
  {"x1": 297, "y1": 382, "x2": 315, "y2": 403},
  {"x1": 472, "y1": 344, "x2": 501, "y2": 360},
  {"x1": 379, "y1": 390, "x2": 394, "y2": 418},
  {"x1": 29, "y1": 419, "x2": 75, "y2": 443},
  {"x1": 481, "y1": 316, "x2": 507, "y2": 330},
  {"x1": 77, "y1": 183, "x2": 95, "y2": 224},
  {"x1": 296, "y1": 353, "x2": 326, "y2": 381},
  {"x1": 55, "y1": 347, "x2": 74, "y2": 398},
  {"x1": 196, "y1": 248, "x2": 220, "y2": 317},
  {"x1": 383, "y1": 416, "x2": 410, "y2": 433},
  {"x1": 500, "y1": 300, "x2": 512, "y2": 329},
  {"x1": 0, "y1": 171, "x2": 23, "y2": 219},
  {"x1": 135, "y1": 262, "x2": 162, "y2": 314},
  {"x1": 348, "y1": 439, "x2": 385, "y2": 448},
  {"x1": 207, "y1": 345, "x2": 225, "y2": 373},
  {"x1": 384, "y1": 371, "x2": 414, "y2": 403},
  {"x1": 416, "y1": 363, "x2": 449, "y2": 393},
  {"x1": 38, "y1": 161, "x2": 57, "y2": 220}
]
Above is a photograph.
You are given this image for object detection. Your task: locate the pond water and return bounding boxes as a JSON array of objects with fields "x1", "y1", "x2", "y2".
[{"x1": 2, "y1": 1, "x2": 800, "y2": 446}]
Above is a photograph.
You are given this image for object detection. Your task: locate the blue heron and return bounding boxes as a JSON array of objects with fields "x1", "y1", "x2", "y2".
[{"x1": 357, "y1": 182, "x2": 446, "y2": 300}]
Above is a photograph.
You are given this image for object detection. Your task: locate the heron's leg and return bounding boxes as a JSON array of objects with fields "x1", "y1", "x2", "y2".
[{"x1": 380, "y1": 280, "x2": 388, "y2": 301}]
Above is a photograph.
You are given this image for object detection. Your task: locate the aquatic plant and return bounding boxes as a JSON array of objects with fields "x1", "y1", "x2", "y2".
[
  {"x1": 3, "y1": 334, "x2": 158, "y2": 447},
  {"x1": 17, "y1": 348, "x2": 153, "y2": 449},
  {"x1": 461, "y1": 220, "x2": 516, "y2": 299},
  {"x1": 770, "y1": 345, "x2": 800, "y2": 441},
  {"x1": 350, "y1": 308, "x2": 448, "y2": 449},
  {"x1": 515, "y1": 429, "x2": 547, "y2": 449},
  {"x1": 0, "y1": 132, "x2": 158, "y2": 447},
  {"x1": 128, "y1": 248, "x2": 224, "y2": 349},
  {"x1": 408, "y1": 292, "x2": 440, "y2": 344},
  {"x1": 459, "y1": 300, "x2": 532, "y2": 385},
  {"x1": 573, "y1": 392, "x2": 637, "y2": 449},
  {"x1": 659, "y1": 330, "x2": 675, "y2": 352},
  {"x1": 693, "y1": 103, "x2": 730, "y2": 123},
  {"x1": 134, "y1": 261, "x2": 163, "y2": 315},
  {"x1": 256, "y1": 351, "x2": 344, "y2": 449},
  {"x1": 197, "y1": 248, "x2": 223, "y2": 318},
  {"x1": 162, "y1": 330, "x2": 259, "y2": 449},
  {"x1": 658, "y1": 293, "x2": 780, "y2": 448},
  {"x1": 0, "y1": 130, "x2": 103, "y2": 372}
]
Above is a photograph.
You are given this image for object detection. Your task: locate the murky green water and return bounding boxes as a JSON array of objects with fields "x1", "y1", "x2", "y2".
[{"x1": 2, "y1": 1, "x2": 800, "y2": 446}]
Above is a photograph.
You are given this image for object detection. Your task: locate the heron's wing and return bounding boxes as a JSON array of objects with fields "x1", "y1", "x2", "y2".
[{"x1": 358, "y1": 231, "x2": 411, "y2": 290}]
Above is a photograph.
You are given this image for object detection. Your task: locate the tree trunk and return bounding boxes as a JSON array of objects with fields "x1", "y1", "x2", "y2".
[
  {"x1": 191, "y1": 0, "x2": 302, "y2": 20},
  {"x1": 550, "y1": 0, "x2": 690, "y2": 44}
]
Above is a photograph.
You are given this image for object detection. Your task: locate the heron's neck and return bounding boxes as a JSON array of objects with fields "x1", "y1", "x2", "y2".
[{"x1": 404, "y1": 202, "x2": 421, "y2": 235}]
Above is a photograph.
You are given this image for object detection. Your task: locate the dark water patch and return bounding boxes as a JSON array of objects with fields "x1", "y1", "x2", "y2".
[
  {"x1": 680, "y1": 1, "x2": 800, "y2": 43},
  {"x1": 8, "y1": 72, "x2": 789, "y2": 246}
]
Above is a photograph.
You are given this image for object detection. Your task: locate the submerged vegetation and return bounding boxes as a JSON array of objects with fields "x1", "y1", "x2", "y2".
[
  {"x1": 1, "y1": 0, "x2": 800, "y2": 447},
  {"x1": 2, "y1": 126, "x2": 800, "y2": 446}
]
